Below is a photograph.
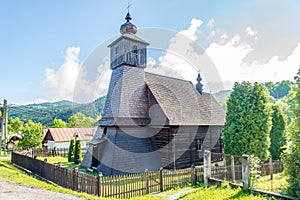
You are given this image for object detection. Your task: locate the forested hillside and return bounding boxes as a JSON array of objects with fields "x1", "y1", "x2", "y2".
[{"x1": 8, "y1": 96, "x2": 106, "y2": 126}]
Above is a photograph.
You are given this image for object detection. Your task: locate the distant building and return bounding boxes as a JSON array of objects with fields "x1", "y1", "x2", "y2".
[
  {"x1": 82, "y1": 12, "x2": 225, "y2": 175},
  {"x1": 43, "y1": 128, "x2": 96, "y2": 149}
]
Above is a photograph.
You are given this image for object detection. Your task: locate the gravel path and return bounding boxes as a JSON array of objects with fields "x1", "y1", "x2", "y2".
[
  {"x1": 156, "y1": 188, "x2": 197, "y2": 200},
  {"x1": 0, "y1": 180, "x2": 87, "y2": 200}
]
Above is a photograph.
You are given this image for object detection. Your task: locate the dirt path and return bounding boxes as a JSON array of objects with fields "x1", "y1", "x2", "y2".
[
  {"x1": 0, "y1": 180, "x2": 87, "y2": 200},
  {"x1": 156, "y1": 188, "x2": 197, "y2": 200}
]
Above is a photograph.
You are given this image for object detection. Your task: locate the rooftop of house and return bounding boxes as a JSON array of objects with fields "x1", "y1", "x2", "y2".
[{"x1": 44, "y1": 128, "x2": 96, "y2": 142}]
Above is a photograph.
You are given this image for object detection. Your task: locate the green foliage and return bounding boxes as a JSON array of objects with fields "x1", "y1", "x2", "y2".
[
  {"x1": 265, "y1": 80, "x2": 293, "y2": 100},
  {"x1": 68, "y1": 139, "x2": 75, "y2": 162},
  {"x1": 8, "y1": 97, "x2": 106, "y2": 127},
  {"x1": 18, "y1": 120, "x2": 43, "y2": 148},
  {"x1": 283, "y1": 67, "x2": 300, "y2": 197},
  {"x1": 249, "y1": 155, "x2": 261, "y2": 187},
  {"x1": 68, "y1": 112, "x2": 97, "y2": 128},
  {"x1": 73, "y1": 140, "x2": 82, "y2": 164},
  {"x1": 278, "y1": 86, "x2": 297, "y2": 125},
  {"x1": 269, "y1": 104, "x2": 286, "y2": 160},
  {"x1": 51, "y1": 118, "x2": 67, "y2": 128},
  {"x1": 8, "y1": 117, "x2": 23, "y2": 133},
  {"x1": 223, "y1": 82, "x2": 272, "y2": 161}
]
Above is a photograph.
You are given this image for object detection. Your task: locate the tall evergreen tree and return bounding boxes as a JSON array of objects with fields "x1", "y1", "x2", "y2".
[
  {"x1": 283, "y1": 67, "x2": 300, "y2": 197},
  {"x1": 269, "y1": 104, "x2": 286, "y2": 160},
  {"x1": 73, "y1": 140, "x2": 82, "y2": 164},
  {"x1": 223, "y1": 82, "x2": 272, "y2": 161},
  {"x1": 68, "y1": 139, "x2": 75, "y2": 162}
]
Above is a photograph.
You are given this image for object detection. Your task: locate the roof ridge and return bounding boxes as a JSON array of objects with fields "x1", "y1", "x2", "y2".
[{"x1": 145, "y1": 71, "x2": 192, "y2": 83}]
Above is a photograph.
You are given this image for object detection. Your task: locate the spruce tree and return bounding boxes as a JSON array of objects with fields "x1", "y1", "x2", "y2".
[
  {"x1": 269, "y1": 104, "x2": 286, "y2": 160},
  {"x1": 283, "y1": 67, "x2": 300, "y2": 197},
  {"x1": 223, "y1": 82, "x2": 272, "y2": 161},
  {"x1": 74, "y1": 140, "x2": 82, "y2": 164},
  {"x1": 68, "y1": 139, "x2": 75, "y2": 162}
]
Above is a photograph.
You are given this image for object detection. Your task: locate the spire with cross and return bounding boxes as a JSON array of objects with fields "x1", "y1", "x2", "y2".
[{"x1": 196, "y1": 72, "x2": 203, "y2": 95}]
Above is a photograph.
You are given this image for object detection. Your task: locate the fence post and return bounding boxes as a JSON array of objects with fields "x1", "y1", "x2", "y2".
[
  {"x1": 73, "y1": 167, "x2": 78, "y2": 191},
  {"x1": 231, "y1": 155, "x2": 235, "y2": 183},
  {"x1": 204, "y1": 150, "x2": 211, "y2": 186},
  {"x1": 269, "y1": 157, "x2": 273, "y2": 180},
  {"x1": 145, "y1": 169, "x2": 149, "y2": 194},
  {"x1": 191, "y1": 164, "x2": 196, "y2": 185},
  {"x1": 242, "y1": 154, "x2": 250, "y2": 190},
  {"x1": 159, "y1": 167, "x2": 163, "y2": 192},
  {"x1": 97, "y1": 172, "x2": 102, "y2": 196}
]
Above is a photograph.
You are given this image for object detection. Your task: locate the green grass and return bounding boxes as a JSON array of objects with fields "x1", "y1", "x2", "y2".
[
  {"x1": 178, "y1": 183, "x2": 278, "y2": 200},
  {"x1": 0, "y1": 160, "x2": 163, "y2": 200},
  {"x1": 255, "y1": 173, "x2": 288, "y2": 194},
  {"x1": 37, "y1": 156, "x2": 99, "y2": 176}
]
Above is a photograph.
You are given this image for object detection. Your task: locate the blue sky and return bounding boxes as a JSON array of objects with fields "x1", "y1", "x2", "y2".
[{"x1": 1, "y1": 0, "x2": 300, "y2": 104}]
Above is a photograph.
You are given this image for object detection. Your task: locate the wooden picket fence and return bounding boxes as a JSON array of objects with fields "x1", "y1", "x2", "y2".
[
  {"x1": 15, "y1": 147, "x2": 88, "y2": 157},
  {"x1": 11, "y1": 152, "x2": 203, "y2": 198},
  {"x1": 210, "y1": 152, "x2": 284, "y2": 185}
]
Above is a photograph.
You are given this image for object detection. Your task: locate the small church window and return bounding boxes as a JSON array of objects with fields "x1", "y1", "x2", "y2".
[
  {"x1": 132, "y1": 45, "x2": 138, "y2": 54},
  {"x1": 196, "y1": 139, "x2": 203, "y2": 151}
]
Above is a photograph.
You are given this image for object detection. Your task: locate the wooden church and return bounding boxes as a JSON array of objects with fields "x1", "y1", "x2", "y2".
[{"x1": 82, "y1": 12, "x2": 225, "y2": 175}]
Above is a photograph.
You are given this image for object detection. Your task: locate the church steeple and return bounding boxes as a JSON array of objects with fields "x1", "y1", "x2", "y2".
[
  {"x1": 108, "y1": 12, "x2": 149, "y2": 69},
  {"x1": 120, "y1": 12, "x2": 137, "y2": 34},
  {"x1": 196, "y1": 72, "x2": 203, "y2": 95}
]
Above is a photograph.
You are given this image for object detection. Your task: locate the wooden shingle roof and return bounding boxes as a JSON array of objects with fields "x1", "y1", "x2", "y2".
[
  {"x1": 145, "y1": 72, "x2": 225, "y2": 126},
  {"x1": 44, "y1": 128, "x2": 96, "y2": 142}
]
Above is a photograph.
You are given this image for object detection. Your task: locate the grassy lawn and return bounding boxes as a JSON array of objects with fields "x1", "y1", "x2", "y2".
[
  {"x1": 0, "y1": 160, "x2": 163, "y2": 200},
  {"x1": 178, "y1": 183, "x2": 278, "y2": 200},
  {"x1": 255, "y1": 173, "x2": 289, "y2": 194},
  {"x1": 37, "y1": 156, "x2": 99, "y2": 176}
]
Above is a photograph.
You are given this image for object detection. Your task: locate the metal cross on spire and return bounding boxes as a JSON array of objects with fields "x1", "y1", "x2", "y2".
[{"x1": 127, "y1": 3, "x2": 131, "y2": 12}]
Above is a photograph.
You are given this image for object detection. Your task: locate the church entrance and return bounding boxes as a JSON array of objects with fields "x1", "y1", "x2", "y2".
[{"x1": 92, "y1": 144, "x2": 100, "y2": 168}]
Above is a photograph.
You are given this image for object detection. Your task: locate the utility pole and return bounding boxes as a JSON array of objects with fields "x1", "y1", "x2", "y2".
[
  {"x1": 0, "y1": 105, "x2": 3, "y2": 156},
  {"x1": 3, "y1": 100, "x2": 8, "y2": 155}
]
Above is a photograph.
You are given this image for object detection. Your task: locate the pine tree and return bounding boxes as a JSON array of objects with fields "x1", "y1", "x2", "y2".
[
  {"x1": 223, "y1": 82, "x2": 272, "y2": 161},
  {"x1": 73, "y1": 140, "x2": 82, "y2": 164},
  {"x1": 269, "y1": 104, "x2": 286, "y2": 160},
  {"x1": 68, "y1": 139, "x2": 75, "y2": 162}
]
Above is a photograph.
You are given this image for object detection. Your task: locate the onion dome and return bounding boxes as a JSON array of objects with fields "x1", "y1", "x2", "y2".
[{"x1": 120, "y1": 12, "x2": 137, "y2": 34}]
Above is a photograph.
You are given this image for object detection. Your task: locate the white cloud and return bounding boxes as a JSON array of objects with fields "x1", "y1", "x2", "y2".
[
  {"x1": 207, "y1": 36, "x2": 300, "y2": 85},
  {"x1": 148, "y1": 18, "x2": 299, "y2": 93},
  {"x1": 245, "y1": 26, "x2": 258, "y2": 41},
  {"x1": 44, "y1": 47, "x2": 80, "y2": 101},
  {"x1": 207, "y1": 18, "x2": 215, "y2": 29},
  {"x1": 146, "y1": 19, "x2": 205, "y2": 83},
  {"x1": 180, "y1": 18, "x2": 203, "y2": 41}
]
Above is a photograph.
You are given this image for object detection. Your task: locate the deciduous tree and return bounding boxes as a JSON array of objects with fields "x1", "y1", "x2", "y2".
[
  {"x1": 8, "y1": 117, "x2": 23, "y2": 133},
  {"x1": 68, "y1": 112, "x2": 96, "y2": 128},
  {"x1": 51, "y1": 118, "x2": 67, "y2": 128},
  {"x1": 18, "y1": 120, "x2": 43, "y2": 148}
]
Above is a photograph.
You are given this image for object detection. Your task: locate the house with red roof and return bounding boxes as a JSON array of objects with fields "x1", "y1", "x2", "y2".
[{"x1": 43, "y1": 128, "x2": 96, "y2": 149}]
